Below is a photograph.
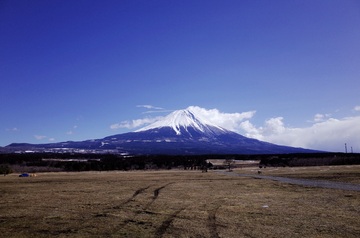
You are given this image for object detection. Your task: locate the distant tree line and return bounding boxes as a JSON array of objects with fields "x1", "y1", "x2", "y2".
[
  {"x1": 259, "y1": 153, "x2": 360, "y2": 167},
  {"x1": 0, "y1": 153, "x2": 214, "y2": 173},
  {"x1": 1, "y1": 152, "x2": 359, "y2": 174}
]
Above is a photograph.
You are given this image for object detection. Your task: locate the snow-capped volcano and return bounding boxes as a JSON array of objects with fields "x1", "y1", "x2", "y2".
[
  {"x1": 6, "y1": 107, "x2": 321, "y2": 155},
  {"x1": 136, "y1": 107, "x2": 226, "y2": 136}
]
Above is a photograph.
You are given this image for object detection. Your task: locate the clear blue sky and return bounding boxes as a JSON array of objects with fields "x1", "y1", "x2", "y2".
[{"x1": 1, "y1": 0, "x2": 360, "y2": 151}]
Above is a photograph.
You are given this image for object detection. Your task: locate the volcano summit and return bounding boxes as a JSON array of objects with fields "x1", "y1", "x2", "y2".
[{"x1": 6, "y1": 107, "x2": 318, "y2": 154}]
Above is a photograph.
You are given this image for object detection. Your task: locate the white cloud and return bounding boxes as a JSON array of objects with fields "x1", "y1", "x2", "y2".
[
  {"x1": 142, "y1": 110, "x2": 174, "y2": 114},
  {"x1": 34, "y1": 135, "x2": 47, "y2": 140},
  {"x1": 137, "y1": 104, "x2": 172, "y2": 114},
  {"x1": 239, "y1": 120, "x2": 263, "y2": 139},
  {"x1": 187, "y1": 106, "x2": 256, "y2": 132},
  {"x1": 34, "y1": 135, "x2": 56, "y2": 142},
  {"x1": 190, "y1": 107, "x2": 359, "y2": 152},
  {"x1": 353, "y1": 105, "x2": 360, "y2": 112},
  {"x1": 312, "y1": 113, "x2": 331, "y2": 122},
  {"x1": 66, "y1": 125, "x2": 78, "y2": 135},
  {"x1": 137, "y1": 105, "x2": 164, "y2": 110},
  {"x1": 263, "y1": 117, "x2": 286, "y2": 134},
  {"x1": 241, "y1": 116, "x2": 360, "y2": 152},
  {"x1": 110, "y1": 117, "x2": 163, "y2": 130},
  {"x1": 6, "y1": 127, "x2": 19, "y2": 132}
]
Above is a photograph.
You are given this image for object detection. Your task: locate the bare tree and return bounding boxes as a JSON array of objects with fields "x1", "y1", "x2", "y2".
[{"x1": 223, "y1": 158, "x2": 235, "y2": 172}]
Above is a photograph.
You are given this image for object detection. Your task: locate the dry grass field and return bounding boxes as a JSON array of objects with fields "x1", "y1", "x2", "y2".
[
  {"x1": 1, "y1": 165, "x2": 359, "y2": 238},
  {"x1": 250, "y1": 165, "x2": 360, "y2": 184}
]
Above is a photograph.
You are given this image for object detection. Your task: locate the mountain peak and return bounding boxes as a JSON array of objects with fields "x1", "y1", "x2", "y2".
[
  {"x1": 136, "y1": 107, "x2": 225, "y2": 135},
  {"x1": 5, "y1": 106, "x2": 320, "y2": 155}
]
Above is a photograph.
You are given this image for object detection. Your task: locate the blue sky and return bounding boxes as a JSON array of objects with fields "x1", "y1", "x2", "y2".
[{"x1": 1, "y1": 0, "x2": 360, "y2": 152}]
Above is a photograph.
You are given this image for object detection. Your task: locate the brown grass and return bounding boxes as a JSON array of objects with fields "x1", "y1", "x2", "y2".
[
  {"x1": 0, "y1": 166, "x2": 359, "y2": 237},
  {"x1": 247, "y1": 165, "x2": 360, "y2": 184}
]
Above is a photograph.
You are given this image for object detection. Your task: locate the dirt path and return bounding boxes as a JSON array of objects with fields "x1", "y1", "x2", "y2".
[
  {"x1": 216, "y1": 171, "x2": 360, "y2": 191},
  {"x1": 207, "y1": 205, "x2": 220, "y2": 238},
  {"x1": 155, "y1": 208, "x2": 185, "y2": 237}
]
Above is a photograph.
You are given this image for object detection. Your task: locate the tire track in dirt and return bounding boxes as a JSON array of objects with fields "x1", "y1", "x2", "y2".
[
  {"x1": 155, "y1": 208, "x2": 185, "y2": 237},
  {"x1": 145, "y1": 182, "x2": 174, "y2": 209},
  {"x1": 207, "y1": 205, "x2": 220, "y2": 238},
  {"x1": 153, "y1": 182, "x2": 174, "y2": 199},
  {"x1": 96, "y1": 185, "x2": 151, "y2": 216},
  {"x1": 103, "y1": 183, "x2": 176, "y2": 236},
  {"x1": 112, "y1": 185, "x2": 151, "y2": 209},
  {"x1": 100, "y1": 185, "x2": 154, "y2": 235},
  {"x1": 120, "y1": 182, "x2": 175, "y2": 232}
]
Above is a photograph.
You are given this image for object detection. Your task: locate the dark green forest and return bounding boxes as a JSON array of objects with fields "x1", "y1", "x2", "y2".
[
  {"x1": 0, "y1": 152, "x2": 359, "y2": 175},
  {"x1": 0, "y1": 153, "x2": 212, "y2": 173}
]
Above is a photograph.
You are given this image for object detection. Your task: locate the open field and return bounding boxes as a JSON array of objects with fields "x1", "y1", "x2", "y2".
[
  {"x1": 247, "y1": 165, "x2": 360, "y2": 184},
  {"x1": 1, "y1": 166, "x2": 359, "y2": 237}
]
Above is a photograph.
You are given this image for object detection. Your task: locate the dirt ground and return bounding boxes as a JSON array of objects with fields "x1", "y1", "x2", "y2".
[{"x1": 0, "y1": 166, "x2": 359, "y2": 237}]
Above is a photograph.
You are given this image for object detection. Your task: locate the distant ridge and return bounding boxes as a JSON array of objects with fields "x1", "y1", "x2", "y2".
[{"x1": 5, "y1": 107, "x2": 321, "y2": 155}]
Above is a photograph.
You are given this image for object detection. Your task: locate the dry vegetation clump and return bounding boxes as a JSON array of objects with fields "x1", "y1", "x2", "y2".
[{"x1": 0, "y1": 168, "x2": 359, "y2": 237}]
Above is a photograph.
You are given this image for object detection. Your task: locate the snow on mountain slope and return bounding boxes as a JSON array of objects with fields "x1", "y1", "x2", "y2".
[
  {"x1": 136, "y1": 107, "x2": 226, "y2": 136},
  {"x1": 5, "y1": 106, "x2": 322, "y2": 155}
]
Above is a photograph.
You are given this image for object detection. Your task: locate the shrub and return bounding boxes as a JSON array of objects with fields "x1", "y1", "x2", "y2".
[{"x1": 0, "y1": 164, "x2": 13, "y2": 176}]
